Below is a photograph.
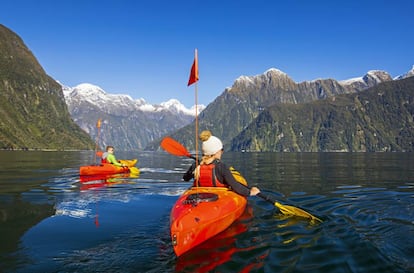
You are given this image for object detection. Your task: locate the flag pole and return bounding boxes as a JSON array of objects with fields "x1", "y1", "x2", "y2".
[
  {"x1": 95, "y1": 118, "x2": 101, "y2": 164},
  {"x1": 187, "y1": 48, "x2": 199, "y2": 164},
  {"x1": 194, "y1": 49, "x2": 199, "y2": 165}
]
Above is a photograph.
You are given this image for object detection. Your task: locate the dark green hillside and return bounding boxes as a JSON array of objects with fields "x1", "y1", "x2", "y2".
[
  {"x1": 0, "y1": 24, "x2": 94, "y2": 150},
  {"x1": 231, "y1": 77, "x2": 414, "y2": 152}
]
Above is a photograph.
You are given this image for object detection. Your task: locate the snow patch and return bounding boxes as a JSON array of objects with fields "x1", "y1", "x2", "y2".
[{"x1": 61, "y1": 82, "x2": 205, "y2": 116}]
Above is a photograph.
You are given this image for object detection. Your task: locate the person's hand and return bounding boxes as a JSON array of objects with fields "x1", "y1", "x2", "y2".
[{"x1": 249, "y1": 187, "x2": 260, "y2": 196}]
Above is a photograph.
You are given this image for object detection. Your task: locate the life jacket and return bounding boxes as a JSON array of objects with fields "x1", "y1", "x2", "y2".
[
  {"x1": 101, "y1": 152, "x2": 109, "y2": 164},
  {"x1": 194, "y1": 161, "x2": 227, "y2": 188}
]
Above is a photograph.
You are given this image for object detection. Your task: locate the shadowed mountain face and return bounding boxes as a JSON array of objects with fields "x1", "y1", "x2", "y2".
[
  {"x1": 231, "y1": 77, "x2": 414, "y2": 152},
  {"x1": 0, "y1": 24, "x2": 94, "y2": 150}
]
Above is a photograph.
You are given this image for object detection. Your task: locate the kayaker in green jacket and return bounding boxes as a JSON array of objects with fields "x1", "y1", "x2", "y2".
[{"x1": 102, "y1": 146, "x2": 126, "y2": 167}]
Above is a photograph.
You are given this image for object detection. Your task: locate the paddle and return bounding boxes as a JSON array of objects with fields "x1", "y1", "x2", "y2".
[
  {"x1": 160, "y1": 136, "x2": 322, "y2": 223},
  {"x1": 129, "y1": 166, "x2": 140, "y2": 175},
  {"x1": 160, "y1": 136, "x2": 196, "y2": 160}
]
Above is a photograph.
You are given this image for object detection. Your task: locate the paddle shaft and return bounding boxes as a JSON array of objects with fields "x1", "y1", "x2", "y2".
[{"x1": 257, "y1": 192, "x2": 276, "y2": 204}]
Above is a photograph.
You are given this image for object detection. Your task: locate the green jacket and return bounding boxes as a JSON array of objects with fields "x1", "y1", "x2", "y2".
[{"x1": 106, "y1": 153, "x2": 122, "y2": 166}]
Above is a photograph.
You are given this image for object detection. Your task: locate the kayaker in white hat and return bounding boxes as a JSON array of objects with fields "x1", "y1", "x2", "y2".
[{"x1": 183, "y1": 130, "x2": 260, "y2": 197}]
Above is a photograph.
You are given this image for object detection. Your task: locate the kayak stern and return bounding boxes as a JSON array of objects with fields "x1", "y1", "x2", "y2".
[{"x1": 170, "y1": 187, "x2": 247, "y2": 256}]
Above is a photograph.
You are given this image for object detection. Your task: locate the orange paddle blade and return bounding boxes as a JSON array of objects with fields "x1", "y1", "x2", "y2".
[{"x1": 160, "y1": 137, "x2": 192, "y2": 158}]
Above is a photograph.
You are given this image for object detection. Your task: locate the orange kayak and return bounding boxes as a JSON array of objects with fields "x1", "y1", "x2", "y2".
[
  {"x1": 174, "y1": 207, "x2": 255, "y2": 272},
  {"x1": 79, "y1": 159, "x2": 138, "y2": 176},
  {"x1": 170, "y1": 187, "x2": 247, "y2": 257}
]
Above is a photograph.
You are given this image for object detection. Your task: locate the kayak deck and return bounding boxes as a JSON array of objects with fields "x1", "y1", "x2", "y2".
[{"x1": 170, "y1": 187, "x2": 247, "y2": 256}]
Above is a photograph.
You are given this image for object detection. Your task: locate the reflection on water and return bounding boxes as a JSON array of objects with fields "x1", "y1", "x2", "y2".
[{"x1": 0, "y1": 151, "x2": 413, "y2": 272}]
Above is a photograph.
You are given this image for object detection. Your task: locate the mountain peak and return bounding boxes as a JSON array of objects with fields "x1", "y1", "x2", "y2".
[
  {"x1": 75, "y1": 83, "x2": 106, "y2": 93},
  {"x1": 159, "y1": 99, "x2": 204, "y2": 116},
  {"x1": 339, "y1": 70, "x2": 392, "y2": 87},
  {"x1": 62, "y1": 82, "x2": 203, "y2": 116},
  {"x1": 233, "y1": 68, "x2": 293, "y2": 89},
  {"x1": 394, "y1": 65, "x2": 414, "y2": 80},
  {"x1": 265, "y1": 68, "x2": 288, "y2": 76}
]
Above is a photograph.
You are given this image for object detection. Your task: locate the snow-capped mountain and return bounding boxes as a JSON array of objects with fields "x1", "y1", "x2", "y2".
[
  {"x1": 394, "y1": 65, "x2": 414, "y2": 80},
  {"x1": 338, "y1": 70, "x2": 392, "y2": 86},
  {"x1": 63, "y1": 83, "x2": 204, "y2": 116},
  {"x1": 62, "y1": 83, "x2": 205, "y2": 151},
  {"x1": 231, "y1": 68, "x2": 397, "y2": 97}
]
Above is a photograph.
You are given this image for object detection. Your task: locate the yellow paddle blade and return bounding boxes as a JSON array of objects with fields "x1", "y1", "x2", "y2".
[
  {"x1": 129, "y1": 167, "x2": 140, "y2": 175},
  {"x1": 229, "y1": 166, "x2": 248, "y2": 186},
  {"x1": 275, "y1": 202, "x2": 322, "y2": 224}
]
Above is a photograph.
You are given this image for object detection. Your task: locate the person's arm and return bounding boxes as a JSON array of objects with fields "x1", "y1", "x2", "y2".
[
  {"x1": 106, "y1": 153, "x2": 123, "y2": 166},
  {"x1": 217, "y1": 162, "x2": 252, "y2": 197},
  {"x1": 183, "y1": 162, "x2": 196, "y2": 181}
]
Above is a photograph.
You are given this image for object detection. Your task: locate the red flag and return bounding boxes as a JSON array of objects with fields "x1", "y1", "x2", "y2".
[{"x1": 187, "y1": 49, "x2": 199, "y2": 86}]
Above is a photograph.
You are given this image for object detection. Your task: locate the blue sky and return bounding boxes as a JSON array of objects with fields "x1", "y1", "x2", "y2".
[{"x1": 1, "y1": 0, "x2": 413, "y2": 107}]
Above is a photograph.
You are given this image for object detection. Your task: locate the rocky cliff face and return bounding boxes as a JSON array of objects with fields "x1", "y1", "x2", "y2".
[
  {"x1": 231, "y1": 76, "x2": 414, "y2": 152},
  {"x1": 0, "y1": 24, "x2": 94, "y2": 150}
]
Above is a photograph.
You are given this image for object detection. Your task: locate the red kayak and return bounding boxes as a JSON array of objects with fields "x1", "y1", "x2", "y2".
[
  {"x1": 79, "y1": 159, "x2": 138, "y2": 176},
  {"x1": 170, "y1": 187, "x2": 247, "y2": 257}
]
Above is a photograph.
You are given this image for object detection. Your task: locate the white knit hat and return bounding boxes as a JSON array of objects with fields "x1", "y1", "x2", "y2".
[{"x1": 202, "y1": 135, "x2": 223, "y2": 156}]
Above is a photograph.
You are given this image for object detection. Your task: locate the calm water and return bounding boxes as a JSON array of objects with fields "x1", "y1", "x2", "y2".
[{"x1": 0, "y1": 151, "x2": 413, "y2": 273}]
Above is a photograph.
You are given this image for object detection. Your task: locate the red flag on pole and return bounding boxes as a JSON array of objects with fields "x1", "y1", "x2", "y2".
[{"x1": 187, "y1": 49, "x2": 199, "y2": 86}]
